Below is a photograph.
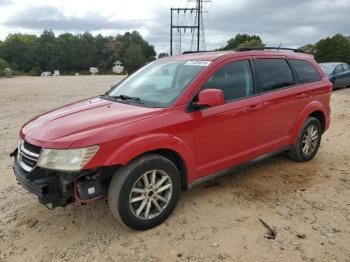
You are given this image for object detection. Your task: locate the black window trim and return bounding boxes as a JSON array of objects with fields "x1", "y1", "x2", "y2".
[{"x1": 289, "y1": 58, "x2": 322, "y2": 85}]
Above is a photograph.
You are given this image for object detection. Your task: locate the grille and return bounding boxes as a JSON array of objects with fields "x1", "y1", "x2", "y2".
[
  {"x1": 17, "y1": 140, "x2": 42, "y2": 173},
  {"x1": 23, "y1": 141, "x2": 42, "y2": 155}
]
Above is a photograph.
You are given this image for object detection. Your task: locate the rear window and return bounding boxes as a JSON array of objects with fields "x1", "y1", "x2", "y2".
[
  {"x1": 343, "y1": 64, "x2": 350, "y2": 71},
  {"x1": 290, "y1": 59, "x2": 321, "y2": 83},
  {"x1": 255, "y1": 59, "x2": 294, "y2": 92}
]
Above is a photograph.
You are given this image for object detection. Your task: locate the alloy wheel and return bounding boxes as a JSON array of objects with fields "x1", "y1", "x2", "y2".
[
  {"x1": 129, "y1": 170, "x2": 173, "y2": 220},
  {"x1": 301, "y1": 125, "x2": 319, "y2": 155}
]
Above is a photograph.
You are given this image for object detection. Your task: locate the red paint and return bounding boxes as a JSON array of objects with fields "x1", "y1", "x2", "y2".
[
  {"x1": 20, "y1": 51, "x2": 331, "y2": 186},
  {"x1": 196, "y1": 88, "x2": 225, "y2": 107}
]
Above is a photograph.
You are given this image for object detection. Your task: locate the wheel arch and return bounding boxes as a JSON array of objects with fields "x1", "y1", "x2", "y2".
[
  {"x1": 291, "y1": 101, "x2": 327, "y2": 144},
  {"x1": 145, "y1": 149, "x2": 189, "y2": 190},
  {"x1": 309, "y1": 110, "x2": 326, "y2": 132},
  {"x1": 104, "y1": 133, "x2": 195, "y2": 189}
]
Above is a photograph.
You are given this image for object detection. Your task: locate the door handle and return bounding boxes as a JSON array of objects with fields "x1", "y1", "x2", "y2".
[
  {"x1": 295, "y1": 93, "x2": 307, "y2": 99},
  {"x1": 247, "y1": 104, "x2": 263, "y2": 112}
]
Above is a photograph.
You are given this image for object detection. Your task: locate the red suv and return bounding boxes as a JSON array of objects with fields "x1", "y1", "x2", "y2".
[{"x1": 12, "y1": 48, "x2": 332, "y2": 230}]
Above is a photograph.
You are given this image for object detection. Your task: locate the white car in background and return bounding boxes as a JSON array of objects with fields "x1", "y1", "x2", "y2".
[{"x1": 41, "y1": 71, "x2": 52, "y2": 77}]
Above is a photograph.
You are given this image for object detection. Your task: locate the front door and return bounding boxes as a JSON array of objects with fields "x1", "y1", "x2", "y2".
[{"x1": 191, "y1": 59, "x2": 263, "y2": 178}]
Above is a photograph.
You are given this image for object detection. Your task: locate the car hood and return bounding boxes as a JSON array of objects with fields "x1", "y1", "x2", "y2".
[{"x1": 21, "y1": 97, "x2": 164, "y2": 147}]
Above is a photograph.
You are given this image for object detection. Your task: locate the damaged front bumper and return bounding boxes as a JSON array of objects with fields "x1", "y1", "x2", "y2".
[{"x1": 11, "y1": 148, "x2": 112, "y2": 208}]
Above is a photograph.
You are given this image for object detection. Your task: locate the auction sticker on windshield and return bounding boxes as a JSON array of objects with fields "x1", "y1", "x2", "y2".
[{"x1": 184, "y1": 61, "x2": 211, "y2": 66}]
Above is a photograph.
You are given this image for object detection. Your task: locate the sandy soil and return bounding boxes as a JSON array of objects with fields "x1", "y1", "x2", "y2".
[{"x1": 0, "y1": 76, "x2": 349, "y2": 262}]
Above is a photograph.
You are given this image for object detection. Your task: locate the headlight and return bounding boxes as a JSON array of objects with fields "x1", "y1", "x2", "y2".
[{"x1": 37, "y1": 145, "x2": 99, "y2": 171}]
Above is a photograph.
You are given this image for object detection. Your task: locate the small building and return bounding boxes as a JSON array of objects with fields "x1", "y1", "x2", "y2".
[
  {"x1": 112, "y1": 61, "x2": 124, "y2": 74},
  {"x1": 5, "y1": 68, "x2": 12, "y2": 78},
  {"x1": 90, "y1": 67, "x2": 99, "y2": 75}
]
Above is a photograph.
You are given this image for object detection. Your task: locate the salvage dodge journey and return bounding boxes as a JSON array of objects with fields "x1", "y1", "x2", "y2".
[{"x1": 11, "y1": 48, "x2": 332, "y2": 230}]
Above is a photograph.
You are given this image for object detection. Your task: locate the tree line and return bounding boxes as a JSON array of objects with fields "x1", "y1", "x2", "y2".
[
  {"x1": 221, "y1": 33, "x2": 350, "y2": 65},
  {"x1": 1, "y1": 30, "x2": 350, "y2": 77},
  {"x1": 0, "y1": 30, "x2": 156, "y2": 76}
]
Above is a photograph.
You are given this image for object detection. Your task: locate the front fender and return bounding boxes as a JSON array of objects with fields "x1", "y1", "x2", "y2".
[
  {"x1": 290, "y1": 101, "x2": 327, "y2": 144},
  {"x1": 104, "y1": 133, "x2": 196, "y2": 183}
]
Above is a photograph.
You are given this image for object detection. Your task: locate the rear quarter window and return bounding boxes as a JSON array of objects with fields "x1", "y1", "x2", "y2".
[{"x1": 290, "y1": 59, "x2": 321, "y2": 83}]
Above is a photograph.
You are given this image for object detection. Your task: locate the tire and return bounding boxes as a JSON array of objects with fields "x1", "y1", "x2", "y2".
[
  {"x1": 108, "y1": 153, "x2": 181, "y2": 230},
  {"x1": 288, "y1": 117, "x2": 322, "y2": 162}
]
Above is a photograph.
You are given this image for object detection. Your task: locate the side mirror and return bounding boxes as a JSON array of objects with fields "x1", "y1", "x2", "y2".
[{"x1": 194, "y1": 88, "x2": 225, "y2": 109}]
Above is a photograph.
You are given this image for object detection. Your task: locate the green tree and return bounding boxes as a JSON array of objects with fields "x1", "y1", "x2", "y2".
[
  {"x1": 314, "y1": 34, "x2": 350, "y2": 64},
  {"x1": 38, "y1": 29, "x2": 62, "y2": 71},
  {"x1": 237, "y1": 39, "x2": 265, "y2": 49},
  {"x1": 0, "y1": 58, "x2": 9, "y2": 76},
  {"x1": 123, "y1": 44, "x2": 146, "y2": 73},
  {"x1": 299, "y1": 44, "x2": 316, "y2": 55},
  {"x1": 0, "y1": 33, "x2": 39, "y2": 71},
  {"x1": 0, "y1": 29, "x2": 155, "y2": 75},
  {"x1": 223, "y1": 34, "x2": 264, "y2": 50}
]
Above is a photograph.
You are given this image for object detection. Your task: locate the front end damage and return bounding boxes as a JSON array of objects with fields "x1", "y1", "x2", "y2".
[{"x1": 11, "y1": 142, "x2": 114, "y2": 208}]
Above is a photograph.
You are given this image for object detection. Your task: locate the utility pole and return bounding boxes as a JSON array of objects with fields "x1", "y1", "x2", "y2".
[
  {"x1": 170, "y1": 0, "x2": 211, "y2": 56},
  {"x1": 170, "y1": 9, "x2": 173, "y2": 56},
  {"x1": 197, "y1": 0, "x2": 201, "y2": 52},
  {"x1": 169, "y1": 8, "x2": 198, "y2": 55}
]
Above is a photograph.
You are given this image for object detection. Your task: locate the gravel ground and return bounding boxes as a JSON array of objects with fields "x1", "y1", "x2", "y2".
[{"x1": 0, "y1": 76, "x2": 349, "y2": 262}]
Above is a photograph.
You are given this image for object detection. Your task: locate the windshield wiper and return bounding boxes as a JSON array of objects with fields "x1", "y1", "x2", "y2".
[{"x1": 106, "y1": 94, "x2": 145, "y2": 104}]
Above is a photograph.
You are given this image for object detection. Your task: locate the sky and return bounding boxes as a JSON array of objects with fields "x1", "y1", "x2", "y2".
[{"x1": 0, "y1": 0, "x2": 349, "y2": 54}]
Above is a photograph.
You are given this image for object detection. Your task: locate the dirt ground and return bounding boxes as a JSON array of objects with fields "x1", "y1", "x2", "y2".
[{"x1": 0, "y1": 76, "x2": 349, "y2": 262}]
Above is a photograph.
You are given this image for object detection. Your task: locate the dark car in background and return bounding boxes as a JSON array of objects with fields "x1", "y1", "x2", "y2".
[{"x1": 319, "y1": 62, "x2": 350, "y2": 89}]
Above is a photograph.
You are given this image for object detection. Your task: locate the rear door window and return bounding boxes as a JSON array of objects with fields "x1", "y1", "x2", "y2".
[
  {"x1": 254, "y1": 58, "x2": 294, "y2": 93},
  {"x1": 335, "y1": 65, "x2": 343, "y2": 74},
  {"x1": 342, "y1": 64, "x2": 350, "y2": 71},
  {"x1": 290, "y1": 59, "x2": 321, "y2": 83}
]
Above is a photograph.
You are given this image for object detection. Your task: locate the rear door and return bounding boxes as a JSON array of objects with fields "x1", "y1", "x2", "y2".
[
  {"x1": 344, "y1": 64, "x2": 350, "y2": 85},
  {"x1": 334, "y1": 64, "x2": 347, "y2": 88},
  {"x1": 340, "y1": 64, "x2": 350, "y2": 86},
  {"x1": 253, "y1": 57, "x2": 311, "y2": 153},
  {"x1": 192, "y1": 58, "x2": 263, "y2": 177}
]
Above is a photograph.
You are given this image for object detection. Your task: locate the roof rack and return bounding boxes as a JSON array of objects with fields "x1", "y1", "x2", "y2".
[
  {"x1": 236, "y1": 47, "x2": 305, "y2": 53},
  {"x1": 182, "y1": 50, "x2": 212, "y2": 54}
]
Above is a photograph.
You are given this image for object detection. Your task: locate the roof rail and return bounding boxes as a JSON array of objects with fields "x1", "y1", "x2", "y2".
[
  {"x1": 236, "y1": 47, "x2": 305, "y2": 53},
  {"x1": 182, "y1": 50, "x2": 212, "y2": 54}
]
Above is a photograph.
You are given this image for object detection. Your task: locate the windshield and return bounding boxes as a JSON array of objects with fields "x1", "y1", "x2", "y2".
[
  {"x1": 107, "y1": 60, "x2": 209, "y2": 107},
  {"x1": 319, "y1": 64, "x2": 335, "y2": 75}
]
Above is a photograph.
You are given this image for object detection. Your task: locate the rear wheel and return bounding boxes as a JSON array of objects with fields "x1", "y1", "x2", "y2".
[
  {"x1": 288, "y1": 117, "x2": 322, "y2": 162},
  {"x1": 108, "y1": 153, "x2": 181, "y2": 230}
]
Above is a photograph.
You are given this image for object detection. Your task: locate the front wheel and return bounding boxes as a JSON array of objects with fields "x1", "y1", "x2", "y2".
[
  {"x1": 108, "y1": 153, "x2": 181, "y2": 230},
  {"x1": 288, "y1": 117, "x2": 322, "y2": 162}
]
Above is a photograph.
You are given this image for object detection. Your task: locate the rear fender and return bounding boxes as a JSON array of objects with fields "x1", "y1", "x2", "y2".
[
  {"x1": 290, "y1": 101, "x2": 327, "y2": 144},
  {"x1": 104, "y1": 134, "x2": 196, "y2": 183}
]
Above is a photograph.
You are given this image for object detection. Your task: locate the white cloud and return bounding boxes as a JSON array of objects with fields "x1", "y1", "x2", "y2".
[{"x1": 0, "y1": 0, "x2": 349, "y2": 54}]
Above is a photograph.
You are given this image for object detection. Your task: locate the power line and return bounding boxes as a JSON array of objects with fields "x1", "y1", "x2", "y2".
[{"x1": 170, "y1": 0, "x2": 211, "y2": 55}]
